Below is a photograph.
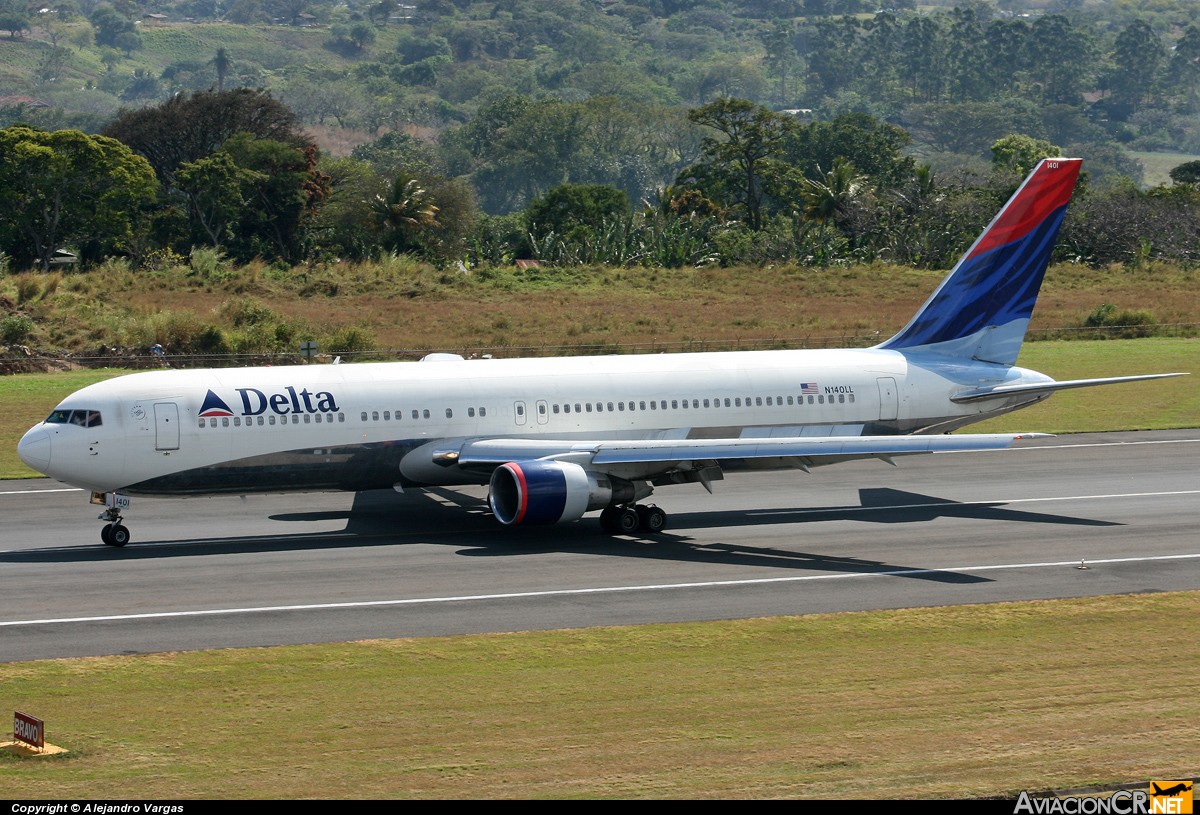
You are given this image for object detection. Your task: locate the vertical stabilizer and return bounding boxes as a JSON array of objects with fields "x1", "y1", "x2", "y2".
[{"x1": 878, "y1": 158, "x2": 1082, "y2": 365}]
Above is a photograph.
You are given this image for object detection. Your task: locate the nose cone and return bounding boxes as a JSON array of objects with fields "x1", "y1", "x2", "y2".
[{"x1": 17, "y1": 427, "x2": 51, "y2": 473}]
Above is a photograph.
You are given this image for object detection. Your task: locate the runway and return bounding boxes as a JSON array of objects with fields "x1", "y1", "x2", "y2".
[{"x1": 2, "y1": 429, "x2": 1198, "y2": 663}]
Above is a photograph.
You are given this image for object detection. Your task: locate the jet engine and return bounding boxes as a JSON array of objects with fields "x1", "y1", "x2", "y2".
[{"x1": 488, "y1": 460, "x2": 635, "y2": 525}]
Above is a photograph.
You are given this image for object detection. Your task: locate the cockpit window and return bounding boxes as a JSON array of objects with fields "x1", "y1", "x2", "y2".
[{"x1": 45, "y1": 409, "x2": 102, "y2": 428}]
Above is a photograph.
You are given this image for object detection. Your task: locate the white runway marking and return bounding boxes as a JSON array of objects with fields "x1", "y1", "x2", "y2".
[{"x1": 3, "y1": 552, "x2": 1198, "y2": 629}]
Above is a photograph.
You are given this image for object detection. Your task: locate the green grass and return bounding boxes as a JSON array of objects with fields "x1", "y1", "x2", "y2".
[
  {"x1": 0, "y1": 368, "x2": 135, "y2": 478},
  {"x1": 974, "y1": 338, "x2": 1200, "y2": 434},
  {"x1": 2, "y1": 592, "x2": 1197, "y2": 798},
  {"x1": 1127, "y1": 150, "x2": 1200, "y2": 188}
]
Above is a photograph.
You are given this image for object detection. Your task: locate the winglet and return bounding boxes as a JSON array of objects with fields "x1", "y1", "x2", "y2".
[{"x1": 879, "y1": 158, "x2": 1082, "y2": 366}]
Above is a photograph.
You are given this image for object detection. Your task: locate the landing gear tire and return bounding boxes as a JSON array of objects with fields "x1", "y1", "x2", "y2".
[
  {"x1": 600, "y1": 504, "x2": 668, "y2": 535},
  {"x1": 638, "y1": 505, "x2": 668, "y2": 533},
  {"x1": 102, "y1": 523, "x2": 130, "y2": 547},
  {"x1": 616, "y1": 506, "x2": 641, "y2": 534}
]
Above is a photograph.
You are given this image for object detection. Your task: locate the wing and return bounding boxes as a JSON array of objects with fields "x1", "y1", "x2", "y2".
[{"x1": 435, "y1": 432, "x2": 1050, "y2": 484}]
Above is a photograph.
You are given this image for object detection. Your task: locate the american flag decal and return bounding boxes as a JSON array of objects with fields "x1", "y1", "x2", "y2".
[{"x1": 800, "y1": 382, "x2": 818, "y2": 394}]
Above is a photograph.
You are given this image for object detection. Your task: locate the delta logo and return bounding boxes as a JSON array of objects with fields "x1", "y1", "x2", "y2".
[
  {"x1": 198, "y1": 390, "x2": 235, "y2": 417},
  {"x1": 200, "y1": 387, "x2": 341, "y2": 418}
]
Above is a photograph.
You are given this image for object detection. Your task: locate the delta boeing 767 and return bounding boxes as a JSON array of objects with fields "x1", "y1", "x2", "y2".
[{"x1": 16, "y1": 158, "x2": 1185, "y2": 546}]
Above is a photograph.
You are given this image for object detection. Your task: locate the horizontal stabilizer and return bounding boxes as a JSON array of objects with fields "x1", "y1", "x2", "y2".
[{"x1": 951, "y1": 372, "x2": 1188, "y2": 404}]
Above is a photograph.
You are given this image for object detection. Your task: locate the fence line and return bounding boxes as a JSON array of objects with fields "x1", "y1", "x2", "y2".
[{"x1": 3, "y1": 323, "x2": 1198, "y2": 372}]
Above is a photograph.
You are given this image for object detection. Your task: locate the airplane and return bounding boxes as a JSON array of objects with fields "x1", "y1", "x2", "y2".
[
  {"x1": 1151, "y1": 782, "x2": 1193, "y2": 797},
  {"x1": 16, "y1": 157, "x2": 1186, "y2": 547}
]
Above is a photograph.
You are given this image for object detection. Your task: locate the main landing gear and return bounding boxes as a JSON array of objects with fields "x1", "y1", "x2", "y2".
[{"x1": 599, "y1": 503, "x2": 667, "y2": 535}]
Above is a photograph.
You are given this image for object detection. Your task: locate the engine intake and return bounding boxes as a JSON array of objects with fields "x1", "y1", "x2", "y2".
[{"x1": 488, "y1": 460, "x2": 634, "y2": 525}]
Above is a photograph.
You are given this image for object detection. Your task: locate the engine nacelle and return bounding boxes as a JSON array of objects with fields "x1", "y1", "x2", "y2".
[{"x1": 488, "y1": 460, "x2": 634, "y2": 525}]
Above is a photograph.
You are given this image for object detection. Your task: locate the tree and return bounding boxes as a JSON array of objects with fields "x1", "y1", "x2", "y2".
[
  {"x1": 211, "y1": 47, "x2": 231, "y2": 93},
  {"x1": 524, "y1": 183, "x2": 629, "y2": 242},
  {"x1": 0, "y1": 6, "x2": 29, "y2": 39},
  {"x1": 991, "y1": 134, "x2": 1061, "y2": 177},
  {"x1": 1109, "y1": 20, "x2": 1164, "y2": 116},
  {"x1": 175, "y1": 151, "x2": 267, "y2": 247},
  {"x1": 370, "y1": 175, "x2": 440, "y2": 254},
  {"x1": 1168, "y1": 160, "x2": 1200, "y2": 186},
  {"x1": 102, "y1": 89, "x2": 308, "y2": 187},
  {"x1": 219, "y1": 133, "x2": 329, "y2": 263},
  {"x1": 89, "y1": 4, "x2": 139, "y2": 50},
  {"x1": 683, "y1": 98, "x2": 794, "y2": 230},
  {"x1": 0, "y1": 126, "x2": 157, "y2": 269}
]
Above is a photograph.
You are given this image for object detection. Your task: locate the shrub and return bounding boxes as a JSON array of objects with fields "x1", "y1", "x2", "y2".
[{"x1": 1, "y1": 314, "x2": 34, "y2": 344}]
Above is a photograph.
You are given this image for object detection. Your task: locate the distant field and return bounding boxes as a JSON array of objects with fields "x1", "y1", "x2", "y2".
[{"x1": 1127, "y1": 150, "x2": 1200, "y2": 188}]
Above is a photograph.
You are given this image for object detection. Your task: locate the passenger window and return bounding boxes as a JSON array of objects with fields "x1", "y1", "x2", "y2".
[
  {"x1": 446, "y1": 408, "x2": 453, "y2": 418},
  {"x1": 412, "y1": 410, "x2": 419, "y2": 420},
  {"x1": 849, "y1": 394, "x2": 855, "y2": 403},
  {"x1": 234, "y1": 417, "x2": 241, "y2": 427},
  {"x1": 372, "y1": 411, "x2": 379, "y2": 421},
  {"x1": 383, "y1": 411, "x2": 390, "y2": 421},
  {"x1": 360, "y1": 412, "x2": 368, "y2": 422},
  {"x1": 607, "y1": 402, "x2": 614, "y2": 412},
  {"x1": 304, "y1": 414, "x2": 311, "y2": 423},
  {"x1": 479, "y1": 408, "x2": 486, "y2": 417},
  {"x1": 539, "y1": 404, "x2": 546, "y2": 415},
  {"x1": 222, "y1": 418, "x2": 229, "y2": 427},
  {"x1": 469, "y1": 407, "x2": 476, "y2": 417},
  {"x1": 423, "y1": 409, "x2": 430, "y2": 419},
  {"x1": 269, "y1": 416, "x2": 276, "y2": 425},
  {"x1": 551, "y1": 405, "x2": 558, "y2": 414},
  {"x1": 640, "y1": 401, "x2": 646, "y2": 410}
]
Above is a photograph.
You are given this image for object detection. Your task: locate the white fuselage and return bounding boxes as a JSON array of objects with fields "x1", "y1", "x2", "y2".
[{"x1": 19, "y1": 347, "x2": 1050, "y2": 496}]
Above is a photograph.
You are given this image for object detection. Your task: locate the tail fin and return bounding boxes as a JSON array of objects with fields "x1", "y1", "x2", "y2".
[{"x1": 879, "y1": 158, "x2": 1082, "y2": 366}]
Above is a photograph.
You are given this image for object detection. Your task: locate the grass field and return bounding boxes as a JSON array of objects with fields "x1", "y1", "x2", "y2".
[
  {"x1": 2, "y1": 592, "x2": 1197, "y2": 798},
  {"x1": 1128, "y1": 150, "x2": 1200, "y2": 188}
]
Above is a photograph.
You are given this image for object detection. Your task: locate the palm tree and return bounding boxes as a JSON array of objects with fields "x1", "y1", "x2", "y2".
[
  {"x1": 370, "y1": 176, "x2": 440, "y2": 253},
  {"x1": 211, "y1": 47, "x2": 230, "y2": 92},
  {"x1": 799, "y1": 157, "x2": 866, "y2": 226}
]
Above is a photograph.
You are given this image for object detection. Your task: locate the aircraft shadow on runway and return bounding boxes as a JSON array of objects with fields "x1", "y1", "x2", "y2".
[{"x1": 2, "y1": 486, "x2": 1119, "y2": 584}]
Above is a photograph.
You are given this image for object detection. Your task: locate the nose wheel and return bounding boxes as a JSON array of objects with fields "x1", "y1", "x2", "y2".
[{"x1": 98, "y1": 506, "x2": 131, "y2": 547}]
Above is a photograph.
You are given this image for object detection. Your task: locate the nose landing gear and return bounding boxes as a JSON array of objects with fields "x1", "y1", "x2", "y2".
[{"x1": 93, "y1": 492, "x2": 132, "y2": 547}]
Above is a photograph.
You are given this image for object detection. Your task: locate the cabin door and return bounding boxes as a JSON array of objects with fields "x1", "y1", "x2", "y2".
[
  {"x1": 154, "y1": 402, "x2": 180, "y2": 451},
  {"x1": 877, "y1": 377, "x2": 898, "y2": 422}
]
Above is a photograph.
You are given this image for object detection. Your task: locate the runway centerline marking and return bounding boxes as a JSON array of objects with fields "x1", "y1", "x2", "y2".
[{"x1": 3, "y1": 552, "x2": 1199, "y2": 629}]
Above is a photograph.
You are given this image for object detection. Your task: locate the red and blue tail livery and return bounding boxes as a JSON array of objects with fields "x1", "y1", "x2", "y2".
[{"x1": 880, "y1": 158, "x2": 1082, "y2": 366}]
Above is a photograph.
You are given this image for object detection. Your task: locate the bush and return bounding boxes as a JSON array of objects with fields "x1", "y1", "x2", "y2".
[{"x1": 1, "y1": 313, "x2": 34, "y2": 344}]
